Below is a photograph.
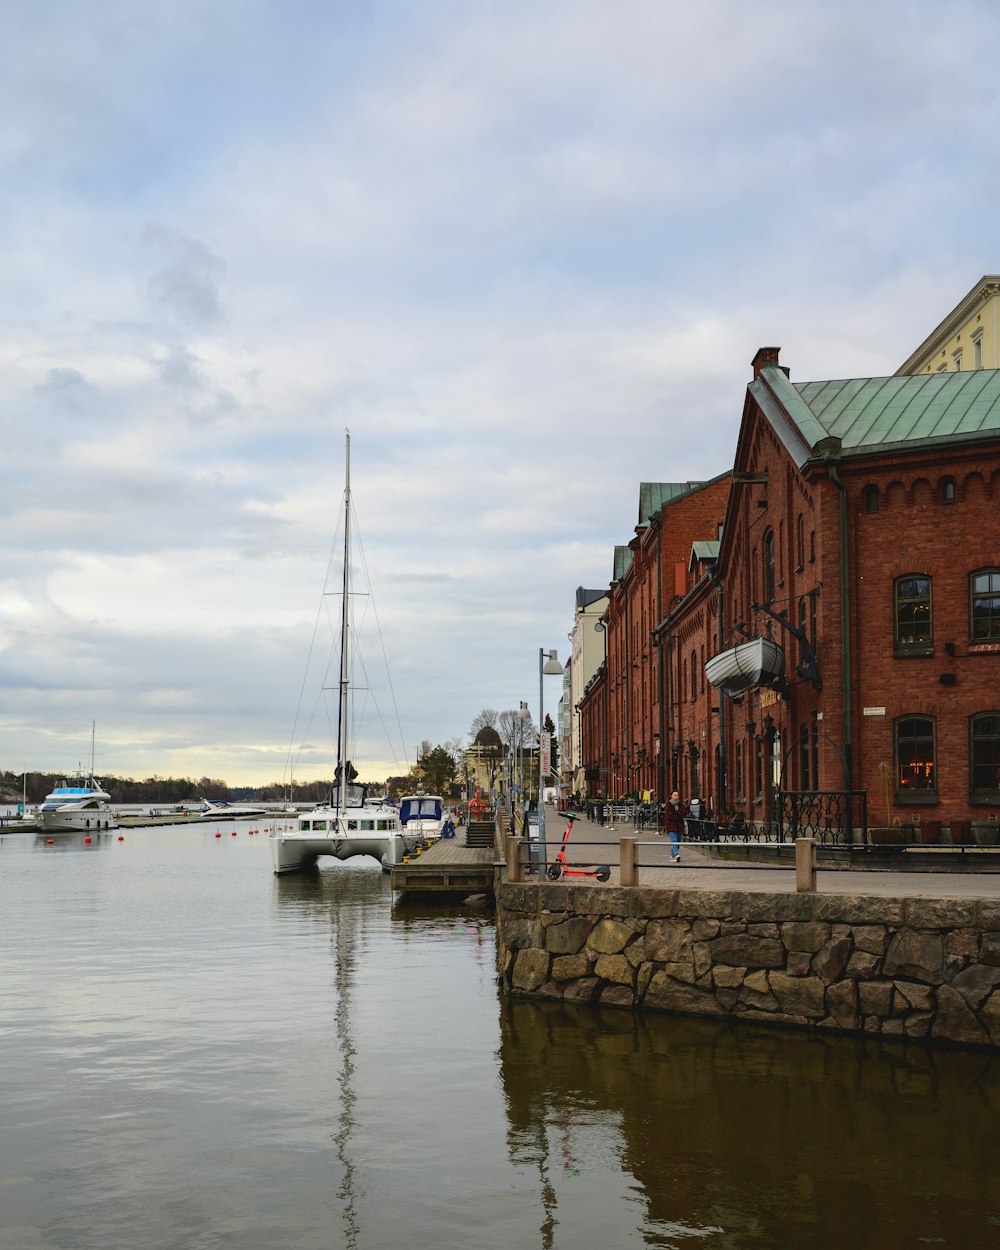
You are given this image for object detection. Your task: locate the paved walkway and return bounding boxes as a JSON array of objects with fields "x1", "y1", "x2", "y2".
[{"x1": 532, "y1": 806, "x2": 1000, "y2": 898}]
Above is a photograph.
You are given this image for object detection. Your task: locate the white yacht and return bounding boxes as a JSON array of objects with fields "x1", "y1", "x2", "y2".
[
  {"x1": 399, "y1": 793, "x2": 447, "y2": 842},
  {"x1": 39, "y1": 777, "x2": 118, "y2": 832},
  {"x1": 269, "y1": 431, "x2": 413, "y2": 875},
  {"x1": 39, "y1": 723, "x2": 119, "y2": 832}
]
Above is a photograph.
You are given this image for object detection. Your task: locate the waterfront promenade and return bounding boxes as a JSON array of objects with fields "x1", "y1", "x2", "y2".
[{"x1": 529, "y1": 804, "x2": 1000, "y2": 899}]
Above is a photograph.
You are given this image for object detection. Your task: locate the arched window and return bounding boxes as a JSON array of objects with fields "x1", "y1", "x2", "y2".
[
  {"x1": 799, "y1": 724, "x2": 811, "y2": 789},
  {"x1": 895, "y1": 575, "x2": 932, "y2": 651},
  {"x1": 763, "y1": 530, "x2": 775, "y2": 603},
  {"x1": 940, "y1": 476, "x2": 956, "y2": 503},
  {"x1": 863, "y1": 485, "x2": 880, "y2": 514},
  {"x1": 691, "y1": 649, "x2": 697, "y2": 701},
  {"x1": 971, "y1": 569, "x2": 1000, "y2": 641},
  {"x1": 971, "y1": 714, "x2": 1000, "y2": 802},
  {"x1": 895, "y1": 716, "x2": 937, "y2": 801},
  {"x1": 795, "y1": 514, "x2": 804, "y2": 569}
]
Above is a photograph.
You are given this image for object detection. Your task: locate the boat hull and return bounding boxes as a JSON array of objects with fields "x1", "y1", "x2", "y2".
[
  {"x1": 39, "y1": 807, "x2": 118, "y2": 832},
  {"x1": 269, "y1": 832, "x2": 409, "y2": 874}
]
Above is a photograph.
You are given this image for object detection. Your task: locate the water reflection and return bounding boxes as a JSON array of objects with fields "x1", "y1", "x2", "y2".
[{"x1": 500, "y1": 998, "x2": 1000, "y2": 1248}]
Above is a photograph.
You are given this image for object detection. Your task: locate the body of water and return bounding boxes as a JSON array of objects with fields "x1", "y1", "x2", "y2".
[{"x1": 1, "y1": 823, "x2": 997, "y2": 1248}]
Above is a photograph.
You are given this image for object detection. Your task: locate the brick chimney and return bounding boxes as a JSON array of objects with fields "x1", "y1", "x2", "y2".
[{"x1": 751, "y1": 346, "x2": 781, "y2": 379}]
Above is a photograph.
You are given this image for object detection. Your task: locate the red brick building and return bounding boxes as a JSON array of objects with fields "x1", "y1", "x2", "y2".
[
  {"x1": 579, "y1": 476, "x2": 730, "y2": 801},
  {"x1": 581, "y1": 348, "x2": 1000, "y2": 835}
]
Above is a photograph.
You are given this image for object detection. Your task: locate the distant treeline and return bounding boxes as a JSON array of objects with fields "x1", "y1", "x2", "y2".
[{"x1": 0, "y1": 771, "x2": 364, "y2": 805}]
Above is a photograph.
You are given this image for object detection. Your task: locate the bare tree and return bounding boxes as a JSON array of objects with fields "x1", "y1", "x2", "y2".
[
  {"x1": 469, "y1": 708, "x2": 500, "y2": 736},
  {"x1": 497, "y1": 706, "x2": 537, "y2": 751}
]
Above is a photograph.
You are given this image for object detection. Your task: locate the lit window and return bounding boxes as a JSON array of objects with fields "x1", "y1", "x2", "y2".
[
  {"x1": 895, "y1": 716, "x2": 937, "y2": 800},
  {"x1": 971, "y1": 569, "x2": 1000, "y2": 641},
  {"x1": 971, "y1": 714, "x2": 1000, "y2": 802},
  {"x1": 895, "y1": 575, "x2": 932, "y2": 650}
]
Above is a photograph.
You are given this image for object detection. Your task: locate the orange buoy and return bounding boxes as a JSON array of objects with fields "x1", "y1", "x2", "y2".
[
  {"x1": 231, "y1": 831, "x2": 237, "y2": 837},
  {"x1": 215, "y1": 832, "x2": 222, "y2": 838},
  {"x1": 118, "y1": 835, "x2": 124, "y2": 841},
  {"x1": 47, "y1": 839, "x2": 54, "y2": 846},
  {"x1": 84, "y1": 836, "x2": 91, "y2": 844}
]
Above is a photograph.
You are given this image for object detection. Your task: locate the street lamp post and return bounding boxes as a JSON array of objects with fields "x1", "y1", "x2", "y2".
[{"x1": 539, "y1": 647, "x2": 564, "y2": 865}]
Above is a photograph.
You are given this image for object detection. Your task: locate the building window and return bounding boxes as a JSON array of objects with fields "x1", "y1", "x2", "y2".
[
  {"x1": 895, "y1": 716, "x2": 937, "y2": 801},
  {"x1": 754, "y1": 736, "x2": 763, "y2": 800},
  {"x1": 937, "y1": 363, "x2": 948, "y2": 373},
  {"x1": 973, "y1": 332, "x2": 983, "y2": 370},
  {"x1": 971, "y1": 569, "x2": 1000, "y2": 641},
  {"x1": 811, "y1": 720, "x2": 819, "y2": 788},
  {"x1": 809, "y1": 530, "x2": 815, "y2": 563},
  {"x1": 798, "y1": 596, "x2": 808, "y2": 665},
  {"x1": 795, "y1": 514, "x2": 804, "y2": 569},
  {"x1": 735, "y1": 739, "x2": 744, "y2": 800},
  {"x1": 940, "y1": 476, "x2": 956, "y2": 503},
  {"x1": 953, "y1": 348, "x2": 963, "y2": 371},
  {"x1": 799, "y1": 724, "x2": 810, "y2": 789},
  {"x1": 691, "y1": 650, "x2": 697, "y2": 702},
  {"x1": 763, "y1": 530, "x2": 775, "y2": 603},
  {"x1": 894, "y1": 575, "x2": 932, "y2": 651},
  {"x1": 863, "y1": 485, "x2": 880, "y2": 514},
  {"x1": 971, "y1": 714, "x2": 1000, "y2": 802}
]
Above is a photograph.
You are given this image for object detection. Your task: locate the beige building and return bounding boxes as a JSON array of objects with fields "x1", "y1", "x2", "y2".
[
  {"x1": 565, "y1": 587, "x2": 608, "y2": 794},
  {"x1": 898, "y1": 275, "x2": 1000, "y2": 375}
]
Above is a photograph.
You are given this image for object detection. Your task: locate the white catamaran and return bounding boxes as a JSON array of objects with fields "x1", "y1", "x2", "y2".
[{"x1": 269, "y1": 432, "x2": 411, "y2": 875}]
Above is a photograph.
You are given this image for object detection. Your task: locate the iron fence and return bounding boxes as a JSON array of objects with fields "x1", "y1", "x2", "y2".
[{"x1": 775, "y1": 789, "x2": 868, "y2": 846}]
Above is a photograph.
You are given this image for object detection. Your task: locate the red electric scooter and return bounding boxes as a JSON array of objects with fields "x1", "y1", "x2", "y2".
[{"x1": 546, "y1": 813, "x2": 611, "y2": 882}]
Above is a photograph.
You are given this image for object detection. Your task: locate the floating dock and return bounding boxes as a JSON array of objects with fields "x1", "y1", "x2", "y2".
[{"x1": 390, "y1": 820, "x2": 499, "y2": 895}]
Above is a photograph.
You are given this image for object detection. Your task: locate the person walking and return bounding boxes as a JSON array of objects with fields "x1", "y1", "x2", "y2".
[{"x1": 664, "y1": 791, "x2": 683, "y2": 863}]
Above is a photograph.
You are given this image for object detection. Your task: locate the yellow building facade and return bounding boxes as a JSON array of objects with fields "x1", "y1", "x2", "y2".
[{"x1": 897, "y1": 275, "x2": 1000, "y2": 375}]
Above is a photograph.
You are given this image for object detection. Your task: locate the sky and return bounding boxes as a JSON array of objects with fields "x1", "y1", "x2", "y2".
[{"x1": 3, "y1": 0, "x2": 1000, "y2": 786}]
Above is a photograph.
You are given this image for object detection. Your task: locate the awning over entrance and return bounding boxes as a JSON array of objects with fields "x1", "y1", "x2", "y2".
[{"x1": 705, "y1": 637, "x2": 784, "y2": 697}]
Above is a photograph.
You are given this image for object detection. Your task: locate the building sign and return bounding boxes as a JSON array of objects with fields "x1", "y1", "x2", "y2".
[
  {"x1": 540, "y1": 731, "x2": 551, "y2": 777},
  {"x1": 863, "y1": 706, "x2": 887, "y2": 717}
]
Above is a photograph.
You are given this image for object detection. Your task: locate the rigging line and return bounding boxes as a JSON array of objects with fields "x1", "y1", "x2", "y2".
[
  {"x1": 354, "y1": 649, "x2": 407, "y2": 774},
  {"x1": 282, "y1": 503, "x2": 347, "y2": 786},
  {"x1": 352, "y1": 502, "x2": 410, "y2": 769}
]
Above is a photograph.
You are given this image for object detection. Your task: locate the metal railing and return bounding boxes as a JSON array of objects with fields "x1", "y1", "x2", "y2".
[
  {"x1": 775, "y1": 789, "x2": 868, "y2": 846},
  {"x1": 505, "y1": 834, "x2": 819, "y2": 891}
]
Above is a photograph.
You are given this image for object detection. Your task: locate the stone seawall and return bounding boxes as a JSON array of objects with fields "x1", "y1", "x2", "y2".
[{"x1": 496, "y1": 882, "x2": 1000, "y2": 1048}]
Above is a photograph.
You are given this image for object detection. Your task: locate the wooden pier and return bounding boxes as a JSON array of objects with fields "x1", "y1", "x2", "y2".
[{"x1": 390, "y1": 817, "x2": 502, "y2": 895}]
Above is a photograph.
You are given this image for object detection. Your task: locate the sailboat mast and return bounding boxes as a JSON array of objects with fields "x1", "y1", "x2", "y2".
[{"x1": 335, "y1": 431, "x2": 351, "y2": 820}]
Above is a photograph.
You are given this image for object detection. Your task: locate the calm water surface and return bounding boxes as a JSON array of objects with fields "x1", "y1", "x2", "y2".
[{"x1": 1, "y1": 823, "x2": 998, "y2": 1249}]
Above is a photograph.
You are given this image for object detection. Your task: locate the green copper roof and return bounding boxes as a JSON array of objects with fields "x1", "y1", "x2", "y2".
[
  {"x1": 758, "y1": 364, "x2": 1000, "y2": 461},
  {"x1": 691, "y1": 540, "x2": 720, "y2": 561},
  {"x1": 613, "y1": 544, "x2": 633, "y2": 581},
  {"x1": 638, "y1": 481, "x2": 704, "y2": 524}
]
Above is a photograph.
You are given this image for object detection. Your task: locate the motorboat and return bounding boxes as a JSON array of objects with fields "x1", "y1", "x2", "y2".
[
  {"x1": 200, "y1": 798, "x2": 269, "y2": 819},
  {"x1": 39, "y1": 777, "x2": 118, "y2": 832},
  {"x1": 704, "y1": 636, "x2": 784, "y2": 697},
  {"x1": 39, "y1": 723, "x2": 119, "y2": 832},
  {"x1": 269, "y1": 432, "x2": 414, "y2": 875},
  {"x1": 398, "y1": 793, "x2": 446, "y2": 842}
]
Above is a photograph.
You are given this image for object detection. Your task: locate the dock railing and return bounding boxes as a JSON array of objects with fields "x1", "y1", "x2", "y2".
[{"x1": 505, "y1": 834, "x2": 817, "y2": 893}]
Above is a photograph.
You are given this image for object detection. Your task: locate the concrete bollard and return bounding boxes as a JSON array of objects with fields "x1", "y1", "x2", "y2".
[
  {"x1": 619, "y1": 835, "x2": 637, "y2": 887},
  {"x1": 507, "y1": 835, "x2": 525, "y2": 883},
  {"x1": 795, "y1": 836, "x2": 817, "y2": 892}
]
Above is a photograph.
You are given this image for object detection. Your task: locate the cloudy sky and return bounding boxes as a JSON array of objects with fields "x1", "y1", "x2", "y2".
[{"x1": 3, "y1": 0, "x2": 999, "y2": 786}]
